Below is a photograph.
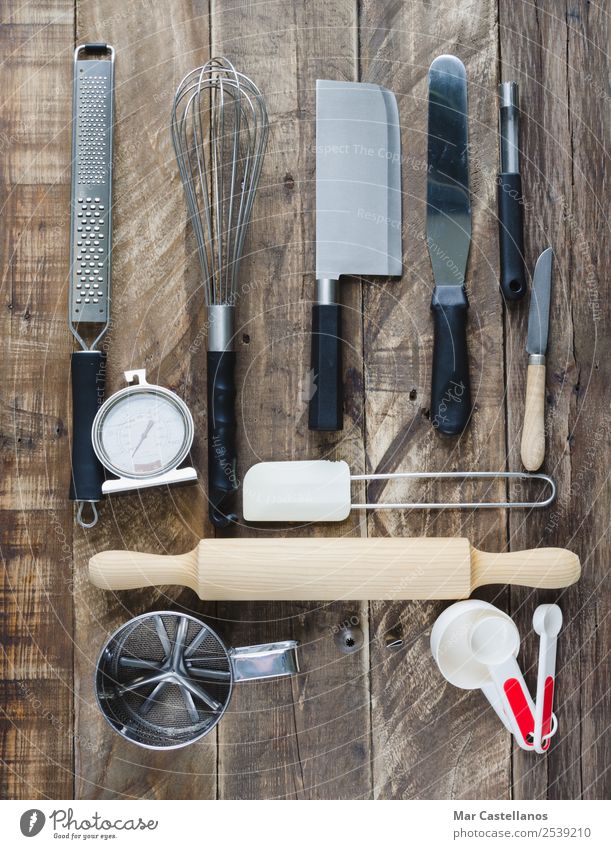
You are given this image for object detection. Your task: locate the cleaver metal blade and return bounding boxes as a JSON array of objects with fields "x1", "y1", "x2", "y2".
[
  {"x1": 316, "y1": 79, "x2": 402, "y2": 279},
  {"x1": 310, "y1": 80, "x2": 402, "y2": 432}
]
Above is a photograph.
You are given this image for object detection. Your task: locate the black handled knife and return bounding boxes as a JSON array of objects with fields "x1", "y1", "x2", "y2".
[{"x1": 426, "y1": 55, "x2": 472, "y2": 435}]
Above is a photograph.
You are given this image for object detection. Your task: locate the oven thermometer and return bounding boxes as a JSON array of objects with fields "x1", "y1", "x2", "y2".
[{"x1": 91, "y1": 369, "x2": 197, "y2": 494}]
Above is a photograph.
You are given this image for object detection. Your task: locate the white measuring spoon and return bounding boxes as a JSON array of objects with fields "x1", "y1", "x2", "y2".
[
  {"x1": 469, "y1": 615, "x2": 536, "y2": 751},
  {"x1": 532, "y1": 604, "x2": 562, "y2": 753}
]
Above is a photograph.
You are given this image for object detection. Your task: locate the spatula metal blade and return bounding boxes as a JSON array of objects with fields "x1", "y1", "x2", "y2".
[{"x1": 426, "y1": 55, "x2": 471, "y2": 287}]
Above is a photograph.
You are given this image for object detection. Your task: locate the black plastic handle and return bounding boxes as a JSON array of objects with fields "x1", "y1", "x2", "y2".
[
  {"x1": 69, "y1": 350, "x2": 106, "y2": 502},
  {"x1": 430, "y1": 286, "x2": 471, "y2": 435},
  {"x1": 308, "y1": 303, "x2": 343, "y2": 432},
  {"x1": 497, "y1": 172, "x2": 527, "y2": 301},
  {"x1": 207, "y1": 350, "x2": 238, "y2": 528}
]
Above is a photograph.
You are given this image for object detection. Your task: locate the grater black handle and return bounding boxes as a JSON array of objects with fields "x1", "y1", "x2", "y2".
[
  {"x1": 69, "y1": 350, "x2": 106, "y2": 503},
  {"x1": 207, "y1": 350, "x2": 238, "y2": 528}
]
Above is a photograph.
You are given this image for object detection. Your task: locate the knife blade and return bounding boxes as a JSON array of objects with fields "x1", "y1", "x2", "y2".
[
  {"x1": 310, "y1": 80, "x2": 402, "y2": 431},
  {"x1": 526, "y1": 247, "x2": 553, "y2": 356},
  {"x1": 426, "y1": 55, "x2": 472, "y2": 435},
  {"x1": 521, "y1": 248, "x2": 553, "y2": 470}
]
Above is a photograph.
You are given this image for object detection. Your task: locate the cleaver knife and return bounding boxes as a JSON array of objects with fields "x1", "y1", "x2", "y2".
[
  {"x1": 426, "y1": 56, "x2": 472, "y2": 435},
  {"x1": 310, "y1": 80, "x2": 402, "y2": 431}
]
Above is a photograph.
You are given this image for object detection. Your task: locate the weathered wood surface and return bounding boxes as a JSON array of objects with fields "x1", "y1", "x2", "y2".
[{"x1": 0, "y1": 0, "x2": 608, "y2": 800}]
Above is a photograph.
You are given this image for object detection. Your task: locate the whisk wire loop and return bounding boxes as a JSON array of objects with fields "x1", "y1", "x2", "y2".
[{"x1": 171, "y1": 57, "x2": 268, "y2": 306}]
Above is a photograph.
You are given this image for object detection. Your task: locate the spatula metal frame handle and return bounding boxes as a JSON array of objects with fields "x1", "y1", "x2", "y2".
[
  {"x1": 309, "y1": 300, "x2": 343, "y2": 431},
  {"x1": 430, "y1": 286, "x2": 471, "y2": 435}
]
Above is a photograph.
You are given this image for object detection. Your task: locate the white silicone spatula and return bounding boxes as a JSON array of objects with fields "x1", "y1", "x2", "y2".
[{"x1": 242, "y1": 460, "x2": 556, "y2": 521}]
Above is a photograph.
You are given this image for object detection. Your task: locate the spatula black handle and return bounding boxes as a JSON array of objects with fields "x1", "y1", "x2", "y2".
[
  {"x1": 498, "y1": 172, "x2": 527, "y2": 301},
  {"x1": 69, "y1": 350, "x2": 106, "y2": 502},
  {"x1": 308, "y1": 303, "x2": 343, "y2": 431},
  {"x1": 430, "y1": 286, "x2": 471, "y2": 435},
  {"x1": 207, "y1": 350, "x2": 238, "y2": 528}
]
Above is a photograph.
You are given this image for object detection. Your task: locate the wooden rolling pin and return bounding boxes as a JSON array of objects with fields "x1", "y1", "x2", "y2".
[{"x1": 89, "y1": 538, "x2": 580, "y2": 600}]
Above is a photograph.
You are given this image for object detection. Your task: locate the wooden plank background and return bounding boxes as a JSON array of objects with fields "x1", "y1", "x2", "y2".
[{"x1": 1, "y1": 0, "x2": 608, "y2": 800}]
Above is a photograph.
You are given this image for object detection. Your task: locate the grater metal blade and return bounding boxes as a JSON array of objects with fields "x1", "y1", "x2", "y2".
[{"x1": 69, "y1": 44, "x2": 114, "y2": 339}]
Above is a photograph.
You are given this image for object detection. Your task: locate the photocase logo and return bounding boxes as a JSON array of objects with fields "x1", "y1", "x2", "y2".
[{"x1": 19, "y1": 809, "x2": 46, "y2": 837}]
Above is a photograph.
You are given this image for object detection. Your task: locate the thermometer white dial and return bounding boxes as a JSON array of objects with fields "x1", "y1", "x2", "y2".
[{"x1": 92, "y1": 369, "x2": 197, "y2": 494}]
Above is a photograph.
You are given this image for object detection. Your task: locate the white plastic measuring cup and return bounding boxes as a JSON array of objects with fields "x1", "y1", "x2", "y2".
[
  {"x1": 468, "y1": 614, "x2": 536, "y2": 750},
  {"x1": 431, "y1": 600, "x2": 515, "y2": 733}
]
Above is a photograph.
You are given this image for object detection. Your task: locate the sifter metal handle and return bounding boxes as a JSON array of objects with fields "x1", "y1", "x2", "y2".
[{"x1": 230, "y1": 641, "x2": 300, "y2": 681}]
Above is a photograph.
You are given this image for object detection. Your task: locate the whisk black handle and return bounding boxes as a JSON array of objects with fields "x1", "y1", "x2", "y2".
[
  {"x1": 308, "y1": 304, "x2": 343, "y2": 431},
  {"x1": 207, "y1": 350, "x2": 239, "y2": 528},
  {"x1": 69, "y1": 350, "x2": 106, "y2": 502}
]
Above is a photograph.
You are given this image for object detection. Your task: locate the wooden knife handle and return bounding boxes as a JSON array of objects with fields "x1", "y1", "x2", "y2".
[
  {"x1": 88, "y1": 538, "x2": 580, "y2": 600},
  {"x1": 521, "y1": 361, "x2": 546, "y2": 471}
]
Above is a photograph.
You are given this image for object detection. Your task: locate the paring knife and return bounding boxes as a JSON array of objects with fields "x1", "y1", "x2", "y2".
[
  {"x1": 521, "y1": 248, "x2": 553, "y2": 470},
  {"x1": 310, "y1": 80, "x2": 402, "y2": 431},
  {"x1": 497, "y1": 82, "x2": 527, "y2": 301},
  {"x1": 426, "y1": 55, "x2": 472, "y2": 435}
]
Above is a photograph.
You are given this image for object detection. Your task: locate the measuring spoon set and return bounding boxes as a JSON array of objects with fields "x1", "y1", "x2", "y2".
[{"x1": 431, "y1": 601, "x2": 562, "y2": 752}]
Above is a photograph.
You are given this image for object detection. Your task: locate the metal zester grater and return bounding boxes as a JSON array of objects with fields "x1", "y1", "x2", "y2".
[{"x1": 68, "y1": 44, "x2": 114, "y2": 529}]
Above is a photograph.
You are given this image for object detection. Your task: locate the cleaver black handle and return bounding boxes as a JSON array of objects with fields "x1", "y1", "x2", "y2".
[
  {"x1": 309, "y1": 303, "x2": 343, "y2": 431},
  {"x1": 497, "y1": 172, "x2": 527, "y2": 301},
  {"x1": 430, "y1": 286, "x2": 471, "y2": 435}
]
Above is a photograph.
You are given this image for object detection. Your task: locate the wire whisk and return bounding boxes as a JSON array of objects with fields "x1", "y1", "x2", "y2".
[
  {"x1": 172, "y1": 57, "x2": 268, "y2": 306},
  {"x1": 171, "y1": 57, "x2": 268, "y2": 527}
]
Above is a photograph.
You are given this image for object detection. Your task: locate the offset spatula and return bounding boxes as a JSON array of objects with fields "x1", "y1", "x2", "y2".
[
  {"x1": 521, "y1": 248, "x2": 553, "y2": 470},
  {"x1": 427, "y1": 56, "x2": 472, "y2": 435},
  {"x1": 310, "y1": 80, "x2": 402, "y2": 431}
]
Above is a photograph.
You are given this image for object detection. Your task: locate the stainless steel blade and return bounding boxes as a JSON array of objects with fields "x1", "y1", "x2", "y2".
[
  {"x1": 426, "y1": 56, "x2": 471, "y2": 287},
  {"x1": 316, "y1": 80, "x2": 402, "y2": 280},
  {"x1": 69, "y1": 46, "x2": 114, "y2": 335},
  {"x1": 526, "y1": 248, "x2": 553, "y2": 355}
]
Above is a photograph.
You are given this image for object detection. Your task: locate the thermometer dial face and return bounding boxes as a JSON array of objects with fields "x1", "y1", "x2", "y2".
[{"x1": 92, "y1": 387, "x2": 194, "y2": 480}]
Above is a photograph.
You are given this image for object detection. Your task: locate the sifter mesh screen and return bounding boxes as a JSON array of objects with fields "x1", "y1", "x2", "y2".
[{"x1": 96, "y1": 613, "x2": 232, "y2": 749}]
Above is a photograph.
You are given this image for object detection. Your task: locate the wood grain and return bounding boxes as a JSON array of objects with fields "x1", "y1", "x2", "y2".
[
  {"x1": 359, "y1": 0, "x2": 510, "y2": 798},
  {"x1": 520, "y1": 362, "x2": 546, "y2": 471},
  {"x1": 86, "y1": 538, "x2": 581, "y2": 599},
  {"x1": 0, "y1": 0, "x2": 75, "y2": 799},
  {"x1": 72, "y1": 0, "x2": 218, "y2": 800},
  {"x1": 500, "y1": 0, "x2": 609, "y2": 801},
  {"x1": 209, "y1": 0, "x2": 373, "y2": 800}
]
